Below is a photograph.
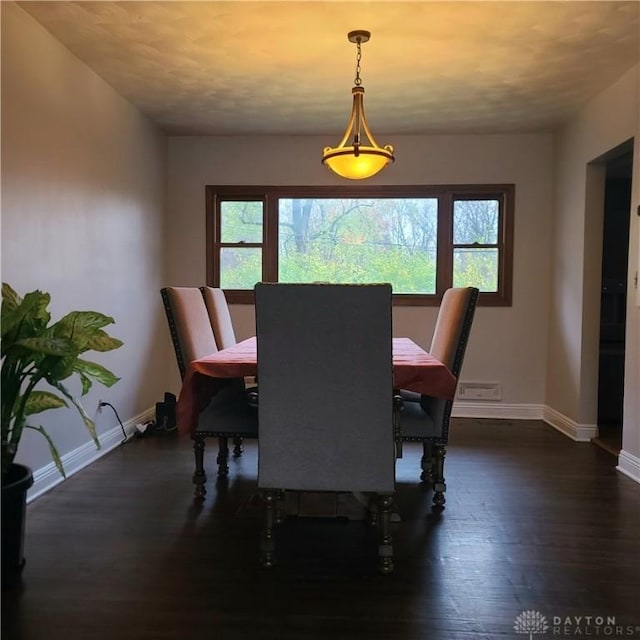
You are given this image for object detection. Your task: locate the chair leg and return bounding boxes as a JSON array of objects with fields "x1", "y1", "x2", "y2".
[
  {"x1": 216, "y1": 437, "x2": 230, "y2": 478},
  {"x1": 432, "y1": 444, "x2": 447, "y2": 508},
  {"x1": 260, "y1": 489, "x2": 278, "y2": 569},
  {"x1": 232, "y1": 436, "x2": 243, "y2": 457},
  {"x1": 367, "y1": 494, "x2": 379, "y2": 527},
  {"x1": 420, "y1": 441, "x2": 434, "y2": 482},
  {"x1": 192, "y1": 436, "x2": 207, "y2": 500},
  {"x1": 377, "y1": 494, "x2": 394, "y2": 575},
  {"x1": 275, "y1": 489, "x2": 286, "y2": 524}
]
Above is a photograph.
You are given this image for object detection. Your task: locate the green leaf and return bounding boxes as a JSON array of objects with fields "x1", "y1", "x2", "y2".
[
  {"x1": 42, "y1": 354, "x2": 77, "y2": 382},
  {"x1": 17, "y1": 336, "x2": 76, "y2": 357},
  {"x1": 24, "y1": 391, "x2": 68, "y2": 416},
  {"x1": 1, "y1": 288, "x2": 51, "y2": 344},
  {"x1": 55, "y1": 311, "x2": 116, "y2": 336},
  {"x1": 84, "y1": 330, "x2": 123, "y2": 353},
  {"x1": 51, "y1": 313, "x2": 120, "y2": 355},
  {"x1": 78, "y1": 372, "x2": 93, "y2": 396},
  {"x1": 51, "y1": 381, "x2": 100, "y2": 449},
  {"x1": 1, "y1": 283, "x2": 21, "y2": 312},
  {"x1": 25, "y1": 424, "x2": 65, "y2": 478},
  {"x1": 73, "y1": 359, "x2": 120, "y2": 388}
]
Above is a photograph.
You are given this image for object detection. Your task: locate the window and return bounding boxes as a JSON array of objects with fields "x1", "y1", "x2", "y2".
[{"x1": 206, "y1": 184, "x2": 514, "y2": 306}]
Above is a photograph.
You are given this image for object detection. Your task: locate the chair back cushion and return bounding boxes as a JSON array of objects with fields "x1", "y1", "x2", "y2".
[
  {"x1": 255, "y1": 283, "x2": 394, "y2": 493},
  {"x1": 429, "y1": 287, "x2": 479, "y2": 376},
  {"x1": 161, "y1": 287, "x2": 218, "y2": 379},
  {"x1": 200, "y1": 287, "x2": 237, "y2": 350}
]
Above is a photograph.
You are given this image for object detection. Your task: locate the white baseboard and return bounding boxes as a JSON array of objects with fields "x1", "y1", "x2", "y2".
[
  {"x1": 541, "y1": 406, "x2": 597, "y2": 442},
  {"x1": 453, "y1": 402, "x2": 602, "y2": 444},
  {"x1": 452, "y1": 401, "x2": 544, "y2": 420},
  {"x1": 617, "y1": 449, "x2": 640, "y2": 484},
  {"x1": 449, "y1": 403, "x2": 639, "y2": 484},
  {"x1": 27, "y1": 402, "x2": 635, "y2": 500},
  {"x1": 28, "y1": 406, "x2": 155, "y2": 503}
]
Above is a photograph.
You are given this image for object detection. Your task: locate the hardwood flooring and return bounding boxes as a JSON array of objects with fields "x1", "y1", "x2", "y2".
[
  {"x1": 592, "y1": 422, "x2": 623, "y2": 456},
  {"x1": 3, "y1": 419, "x2": 640, "y2": 640}
]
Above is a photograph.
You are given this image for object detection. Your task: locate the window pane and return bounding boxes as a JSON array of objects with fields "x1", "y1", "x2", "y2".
[
  {"x1": 453, "y1": 248, "x2": 498, "y2": 291},
  {"x1": 278, "y1": 198, "x2": 438, "y2": 294},
  {"x1": 220, "y1": 201, "x2": 263, "y2": 243},
  {"x1": 220, "y1": 247, "x2": 262, "y2": 289},
  {"x1": 453, "y1": 200, "x2": 499, "y2": 244}
]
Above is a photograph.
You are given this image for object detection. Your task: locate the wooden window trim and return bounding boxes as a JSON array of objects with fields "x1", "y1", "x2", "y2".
[{"x1": 206, "y1": 184, "x2": 515, "y2": 306}]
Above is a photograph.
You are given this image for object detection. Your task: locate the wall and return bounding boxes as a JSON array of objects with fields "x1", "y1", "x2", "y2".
[
  {"x1": 167, "y1": 133, "x2": 555, "y2": 412},
  {"x1": 1, "y1": 3, "x2": 172, "y2": 484},
  {"x1": 548, "y1": 64, "x2": 639, "y2": 468},
  {"x1": 8, "y1": 0, "x2": 635, "y2": 489}
]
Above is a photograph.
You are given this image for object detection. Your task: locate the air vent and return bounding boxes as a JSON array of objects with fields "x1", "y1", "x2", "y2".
[{"x1": 456, "y1": 382, "x2": 502, "y2": 401}]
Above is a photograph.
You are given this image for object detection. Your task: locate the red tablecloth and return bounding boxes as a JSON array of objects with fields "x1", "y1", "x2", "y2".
[{"x1": 176, "y1": 336, "x2": 456, "y2": 436}]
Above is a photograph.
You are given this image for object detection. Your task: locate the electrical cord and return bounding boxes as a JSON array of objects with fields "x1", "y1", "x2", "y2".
[{"x1": 99, "y1": 401, "x2": 130, "y2": 445}]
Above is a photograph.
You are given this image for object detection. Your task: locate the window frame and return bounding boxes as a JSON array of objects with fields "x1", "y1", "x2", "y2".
[{"x1": 206, "y1": 184, "x2": 514, "y2": 306}]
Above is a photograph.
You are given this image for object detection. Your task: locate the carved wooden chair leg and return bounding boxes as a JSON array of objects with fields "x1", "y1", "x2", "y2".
[
  {"x1": 420, "y1": 441, "x2": 434, "y2": 482},
  {"x1": 377, "y1": 494, "x2": 394, "y2": 575},
  {"x1": 260, "y1": 489, "x2": 278, "y2": 568},
  {"x1": 232, "y1": 436, "x2": 243, "y2": 457},
  {"x1": 432, "y1": 444, "x2": 447, "y2": 508},
  {"x1": 275, "y1": 490, "x2": 286, "y2": 524},
  {"x1": 216, "y1": 436, "x2": 230, "y2": 478},
  {"x1": 192, "y1": 436, "x2": 207, "y2": 500}
]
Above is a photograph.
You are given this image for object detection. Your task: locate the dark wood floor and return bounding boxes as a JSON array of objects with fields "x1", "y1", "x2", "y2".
[
  {"x1": 592, "y1": 421, "x2": 623, "y2": 456},
  {"x1": 3, "y1": 419, "x2": 640, "y2": 640}
]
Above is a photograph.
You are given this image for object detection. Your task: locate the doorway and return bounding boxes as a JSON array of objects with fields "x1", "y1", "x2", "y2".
[{"x1": 594, "y1": 147, "x2": 633, "y2": 454}]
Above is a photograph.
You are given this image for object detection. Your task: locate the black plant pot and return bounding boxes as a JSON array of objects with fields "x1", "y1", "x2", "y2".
[{"x1": 2, "y1": 463, "x2": 34, "y2": 589}]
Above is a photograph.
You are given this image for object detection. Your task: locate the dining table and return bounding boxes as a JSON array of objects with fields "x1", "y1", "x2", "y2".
[{"x1": 176, "y1": 336, "x2": 457, "y2": 436}]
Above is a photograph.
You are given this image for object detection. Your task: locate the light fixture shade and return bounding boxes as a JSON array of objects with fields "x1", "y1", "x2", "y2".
[
  {"x1": 322, "y1": 32, "x2": 394, "y2": 180},
  {"x1": 322, "y1": 145, "x2": 394, "y2": 180}
]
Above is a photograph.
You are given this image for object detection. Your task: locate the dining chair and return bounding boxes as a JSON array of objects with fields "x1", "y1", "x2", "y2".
[
  {"x1": 200, "y1": 286, "x2": 237, "y2": 350},
  {"x1": 200, "y1": 286, "x2": 250, "y2": 456},
  {"x1": 254, "y1": 282, "x2": 396, "y2": 574},
  {"x1": 397, "y1": 286, "x2": 479, "y2": 508},
  {"x1": 161, "y1": 287, "x2": 258, "y2": 499}
]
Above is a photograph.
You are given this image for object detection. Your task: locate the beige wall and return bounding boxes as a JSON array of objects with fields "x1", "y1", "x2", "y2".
[
  {"x1": 4, "y1": 1, "x2": 637, "y2": 480},
  {"x1": 167, "y1": 133, "x2": 555, "y2": 407},
  {"x1": 1, "y1": 4, "x2": 171, "y2": 472},
  {"x1": 548, "y1": 64, "x2": 639, "y2": 457}
]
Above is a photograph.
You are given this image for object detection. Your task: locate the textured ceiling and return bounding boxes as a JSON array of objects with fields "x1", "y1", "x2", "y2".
[{"x1": 17, "y1": 1, "x2": 640, "y2": 136}]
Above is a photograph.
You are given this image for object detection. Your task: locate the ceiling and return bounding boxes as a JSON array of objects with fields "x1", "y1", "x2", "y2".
[{"x1": 17, "y1": 1, "x2": 640, "y2": 136}]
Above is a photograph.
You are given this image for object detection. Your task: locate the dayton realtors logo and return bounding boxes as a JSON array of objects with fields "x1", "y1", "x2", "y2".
[
  {"x1": 513, "y1": 610, "x2": 549, "y2": 639},
  {"x1": 514, "y1": 611, "x2": 639, "y2": 638}
]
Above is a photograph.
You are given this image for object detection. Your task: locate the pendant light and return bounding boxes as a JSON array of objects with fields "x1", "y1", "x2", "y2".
[{"x1": 322, "y1": 30, "x2": 394, "y2": 180}]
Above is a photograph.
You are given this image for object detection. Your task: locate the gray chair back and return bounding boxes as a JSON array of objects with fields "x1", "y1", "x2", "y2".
[{"x1": 255, "y1": 283, "x2": 394, "y2": 493}]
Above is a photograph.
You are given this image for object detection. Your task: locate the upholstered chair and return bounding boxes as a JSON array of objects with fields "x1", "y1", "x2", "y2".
[
  {"x1": 397, "y1": 286, "x2": 479, "y2": 508},
  {"x1": 161, "y1": 287, "x2": 257, "y2": 499},
  {"x1": 254, "y1": 283, "x2": 396, "y2": 574},
  {"x1": 200, "y1": 286, "x2": 237, "y2": 350}
]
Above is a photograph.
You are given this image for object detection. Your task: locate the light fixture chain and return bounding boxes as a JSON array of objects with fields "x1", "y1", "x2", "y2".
[{"x1": 354, "y1": 38, "x2": 362, "y2": 86}]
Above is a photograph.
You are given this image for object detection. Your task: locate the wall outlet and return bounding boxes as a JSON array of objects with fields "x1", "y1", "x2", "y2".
[{"x1": 97, "y1": 399, "x2": 104, "y2": 413}]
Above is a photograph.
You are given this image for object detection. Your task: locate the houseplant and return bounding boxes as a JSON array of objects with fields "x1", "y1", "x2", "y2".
[{"x1": 1, "y1": 282, "x2": 123, "y2": 587}]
